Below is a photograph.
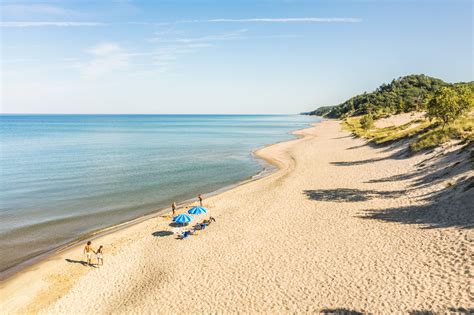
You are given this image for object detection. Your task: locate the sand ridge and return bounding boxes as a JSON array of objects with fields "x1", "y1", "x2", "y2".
[{"x1": 1, "y1": 120, "x2": 472, "y2": 314}]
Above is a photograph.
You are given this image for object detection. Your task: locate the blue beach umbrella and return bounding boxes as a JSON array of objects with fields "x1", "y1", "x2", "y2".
[
  {"x1": 173, "y1": 213, "x2": 194, "y2": 224},
  {"x1": 188, "y1": 206, "x2": 208, "y2": 215}
]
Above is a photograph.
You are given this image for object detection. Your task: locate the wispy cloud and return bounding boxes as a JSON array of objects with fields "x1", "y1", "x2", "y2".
[
  {"x1": 75, "y1": 43, "x2": 129, "y2": 78},
  {"x1": 127, "y1": 21, "x2": 170, "y2": 26},
  {"x1": 1, "y1": 58, "x2": 39, "y2": 64},
  {"x1": 181, "y1": 17, "x2": 362, "y2": 23},
  {"x1": 145, "y1": 27, "x2": 304, "y2": 72},
  {"x1": 149, "y1": 29, "x2": 248, "y2": 43},
  {"x1": 86, "y1": 43, "x2": 122, "y2": 56},
  {"x1": 72, "y1": 41, "x2": 208, "y2": 78},
  {"x1": 0, "y1": 21, "x2": 106, "y2": 28},
  {"x1": 1, "y1": 17, "x2": 361, "y2": 28},
  {"x1": 1, "y1": 4, "x2": 73, "y2": 16},
  {"x1": 149, "y1": 43, "x2": 212, "y2": 69}
]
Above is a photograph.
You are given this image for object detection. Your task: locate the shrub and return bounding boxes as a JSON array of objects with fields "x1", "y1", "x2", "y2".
[{"x1": 360, "y1": 114, "x2": 374, "y2": 130}]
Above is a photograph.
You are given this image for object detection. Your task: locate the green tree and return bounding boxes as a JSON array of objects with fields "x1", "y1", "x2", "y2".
[
  {"x1": 426, "y1": 86, "x2": 474, "y2": 126},
  {"x1": 348, "y1": 99, "x2": 355, "y2": 113},
  {"x1": 319, "y1": 74, "x2": 450, "y2": 118},
  {"x1": 413, "y1": 95, "x2": 424, "y2": 111},
  {"x1": 360, "y1": 113, "x2": 374, "y2": 130}
]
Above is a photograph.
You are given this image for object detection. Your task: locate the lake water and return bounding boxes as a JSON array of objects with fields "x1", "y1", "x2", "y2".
[{"x1": 0, "y1": 114, "x2": 317, "y2": 274}]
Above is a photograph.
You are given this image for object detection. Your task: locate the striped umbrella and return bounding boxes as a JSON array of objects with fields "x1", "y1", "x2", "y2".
[
  {"x1": 173, "y1": 213, "x2": 194, "y2": 224},
  {"x1": 188, "y1": 206, "x2": 208, "y2": 215}
]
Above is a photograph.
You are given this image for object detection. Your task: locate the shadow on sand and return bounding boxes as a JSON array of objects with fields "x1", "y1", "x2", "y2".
[
  {"x1": 320, "y1": 308, "x2": 364, "y2": 315},
  {"x1": 447, "y1": 308, "x2": 474, "y2": 314},
  {"x1": 330, "y1": 138, "x2": 416, "y2": 167},
  {"x1": 357, "y1": 178, "x2": 473, "y2": 230},
  {"x1": 366, "y1": 144, "x2": 472, "y2": 190},
  {"x1": 319, "y1": 307, "x2": 472, "y2": 314},
  {"x1": 152, "y1": 230, "x2": 173, "y2": 237},
  {"x1": 303, "y1": 188, "x2": 405, "y2": 202},
  {"x1": 357, "y1": 142, "x2": 473, "y2": 230},
  {"x1": 408, "y1": 310, "x2": 473, "y2": 315},
  {"x1": 366, "y1": 142, "x2": 472, "y2": 229},
  {"x1": 169, "y1": 222, "x2": 189, "y2": 228},
  {"x1": 331, "y1": 124, "x2": 450, "y2": 167},
  {"x1": 65, "y1": 258, "x2": 97, "y2": 267},
  {"x1": 332, "y1": 135, "x2": 355, "y2": 140},
  {"x1": 331, "y1": 157, "x2": 389, "y2": 166},
  {"x1": 306, "y1": 139, "x2": 473, "y2": 229},
  {"x1": 346, "y1": 143, "x2": 368, "y2": 150}
]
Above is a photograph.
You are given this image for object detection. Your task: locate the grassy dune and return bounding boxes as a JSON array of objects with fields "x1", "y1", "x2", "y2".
[{"x1": 343, "y1": 112, "x2": 473, "y2": 152}]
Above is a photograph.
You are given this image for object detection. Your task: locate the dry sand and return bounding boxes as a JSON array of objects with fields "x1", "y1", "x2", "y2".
[
  {"x1": 1, "y1": 119, "x2": 472, "y2": 314},
  {"x1": 375, "y1": 112, "x2": 426, "y2": 128}
]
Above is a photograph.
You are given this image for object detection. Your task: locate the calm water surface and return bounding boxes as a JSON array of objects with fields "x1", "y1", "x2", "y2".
[{"x1": 0, "y1": 114, "x2": 317, "y2": 273}]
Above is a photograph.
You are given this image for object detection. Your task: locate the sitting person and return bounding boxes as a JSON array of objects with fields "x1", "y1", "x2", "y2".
[
  {"x1": 193, "y1": 223, "x2": 203, "y2": 230},
  {"x1": 180, "y1": 230, "x2": 192, "y2": 239},
  {"x1": 202, "y1": 217, "x2": 215, "y2": 226}
]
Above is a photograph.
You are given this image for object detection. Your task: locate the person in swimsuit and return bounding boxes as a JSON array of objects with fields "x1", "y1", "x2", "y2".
[
  {"x1": 84, "y1": 241, "x2": 94, "y2": 266},
  {"x1": 172, "y1": 202, "x2": 177, "y2": 217},
  {"x1": 96, "y1": 245, "x2": 104, "y2": 266},
  {"x1": 198, "y1": 194, "x2": 203, "y2": 207}
]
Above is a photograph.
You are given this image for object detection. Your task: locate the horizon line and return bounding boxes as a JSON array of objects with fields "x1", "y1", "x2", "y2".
[{"x1": 0, "y1": 113, "x2": 301, "y2": 116}]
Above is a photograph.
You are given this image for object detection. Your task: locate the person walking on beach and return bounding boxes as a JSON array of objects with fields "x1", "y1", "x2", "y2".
[
  {"x1": 198, "y1": 194, "x2": 203, "y2": 206},
  {"x1": 172, "y1": 202, "x2": 177, "y2": 217},
  {"x1": 96, "y1": 245, "x2": 104, "y2": 266},
  {"x1": 84, "y1": 241, "x2": 94, "y2": 266}
]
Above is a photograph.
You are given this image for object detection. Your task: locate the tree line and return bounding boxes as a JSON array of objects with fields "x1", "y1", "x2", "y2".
[{"x1": 307, "y1": 74, "x2": 473, "y2": 130}]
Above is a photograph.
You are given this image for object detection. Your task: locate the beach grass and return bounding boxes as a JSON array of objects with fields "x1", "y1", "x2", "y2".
[
  {"x1": 343, "y1": 113, "x2": 474, "y2": 151},
  {"x1": 410, "y1": 115, "x2": 474, "y2": 151}
]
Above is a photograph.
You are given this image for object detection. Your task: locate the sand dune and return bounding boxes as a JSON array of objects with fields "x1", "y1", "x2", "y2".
[
  {"x1": 374, "y1": 111, "x2": 426, "y2": 128},
  {"x1": 1, "y1": 120, "x2": 472, "y2": 314}
]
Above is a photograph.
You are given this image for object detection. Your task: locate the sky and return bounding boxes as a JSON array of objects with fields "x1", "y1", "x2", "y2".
[{"x1": 1, "y1": 0, "x2": 472, "y2": 114}]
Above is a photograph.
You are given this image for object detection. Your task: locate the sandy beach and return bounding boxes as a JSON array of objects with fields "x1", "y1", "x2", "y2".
[{"x1": 1, "y1": 119, "x2": 472, "y2": 314}]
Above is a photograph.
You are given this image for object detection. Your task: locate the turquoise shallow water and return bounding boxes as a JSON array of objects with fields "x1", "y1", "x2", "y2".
[{"x1": 0, "y1": 114, "x2": 317, "y2": 273}]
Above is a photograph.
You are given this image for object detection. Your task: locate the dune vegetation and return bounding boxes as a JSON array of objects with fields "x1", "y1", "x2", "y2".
[
  {"x1": 343, "y1": 114, "x2": 473, "y2": 152},
  {"x1": 309, "y1": 74, "x2": 474, "y2": 152}
]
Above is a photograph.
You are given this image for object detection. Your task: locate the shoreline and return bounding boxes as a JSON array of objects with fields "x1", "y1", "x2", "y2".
[
  {"x1": 0, "y1": 122, "x2": 315, "y2": 282},
  {"x1": 0, "y1": 120, "x2": 314, "y2": 314},
  {"x1": 2, "y1": 119, "x2": 471, "y2": 314}
]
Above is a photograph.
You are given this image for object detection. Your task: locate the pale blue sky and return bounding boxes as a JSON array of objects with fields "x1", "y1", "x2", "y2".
[{"x1": 1, "y1": 0, "x2": 472, "y2": 114}]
